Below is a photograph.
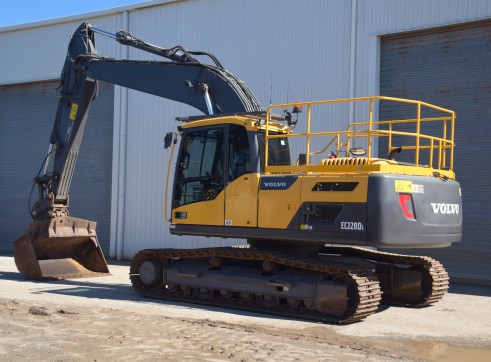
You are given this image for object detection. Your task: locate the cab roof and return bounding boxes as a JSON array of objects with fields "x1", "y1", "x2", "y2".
[{"x1": 177, "y1": 113, "x2": 291, "y2": 133}]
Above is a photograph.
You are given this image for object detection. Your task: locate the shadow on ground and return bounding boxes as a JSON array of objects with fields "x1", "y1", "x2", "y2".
[
  {"x1": 448, "y1": 283, "x2": 491, "y2": 298},
  {"x1": 0, "y1": 268, "x2": 308, "y2": 324}
]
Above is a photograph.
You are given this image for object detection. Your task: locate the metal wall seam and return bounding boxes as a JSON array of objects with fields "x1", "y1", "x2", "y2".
[
  {"x1": 111, "y1": 10, "x2": 130, "y2": 260},
  {"x1": 110, "y1": 83, "x2": 121, "y2": 259},
  {"x1": 367, "y1": 35, "x2": 381, "y2": 158},
  {"x1": 348, "y1": 0, "x2": 358, "y2": 124}
]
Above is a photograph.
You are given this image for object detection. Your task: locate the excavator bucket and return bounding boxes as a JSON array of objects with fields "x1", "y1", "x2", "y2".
[{"x1": 13, "y1": 216, "x2": 110, "y2": 280}]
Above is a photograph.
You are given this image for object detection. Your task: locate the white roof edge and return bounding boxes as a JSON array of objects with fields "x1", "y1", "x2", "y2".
[
  {"x1": 0, "y1": 0, "x2": 177, "y2": 33},
  {"x1": 0, "y1": 77, "x2": 60, "y2": 87},
  {"x1": 373, "y1": 16, "x2": 491, "y2": 37}
]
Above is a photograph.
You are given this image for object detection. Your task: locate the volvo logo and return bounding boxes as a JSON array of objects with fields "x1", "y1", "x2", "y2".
[
  {"x1": 430, "y1": 203, "x2": 460, "y2": 215},
  {"x1": 260, "y1": 176, "x2": 297, "y2": 190},
  {"x1": 263, "y1": 182, "x2": 287, "y2": 187}
]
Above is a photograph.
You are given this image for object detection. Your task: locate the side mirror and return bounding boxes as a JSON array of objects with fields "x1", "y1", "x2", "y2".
[
  {"x1": 349, "y1": 147, "x2": 366, "y2": 157},
  {"x1": 297, "y1": 153, "x2": 307, "y2": 165},
  {"x1": 388, "y1": 146, "x2": 402, "y2": 160},
  {"x1": 164, "y1": 132, "x2": 174, "y2": 150}
]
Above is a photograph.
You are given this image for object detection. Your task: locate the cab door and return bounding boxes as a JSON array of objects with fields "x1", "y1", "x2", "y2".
[
  {"x1": 172, "y1": 126, "x2": 225, "y2": 225},
  {"x1": 224, "y1": 124, "x2": 259, "y2": 227}
]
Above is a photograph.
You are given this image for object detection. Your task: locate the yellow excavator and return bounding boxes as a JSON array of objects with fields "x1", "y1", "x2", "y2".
[{"x1": 14, "y1": 23, "x2": 462, "y2": 323}]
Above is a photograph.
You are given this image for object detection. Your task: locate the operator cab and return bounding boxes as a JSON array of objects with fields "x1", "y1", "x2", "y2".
[{"x1": 171, "y1": 118, "x2": 290, "y2": 209}]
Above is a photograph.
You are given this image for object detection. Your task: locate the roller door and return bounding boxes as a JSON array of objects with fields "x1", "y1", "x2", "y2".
[
  {"x1": 0, "y1": 80, "x2": 114, "y2": 255},
  {"x1": 379, "y1": 20, "x2": 491, "y2": 285}
]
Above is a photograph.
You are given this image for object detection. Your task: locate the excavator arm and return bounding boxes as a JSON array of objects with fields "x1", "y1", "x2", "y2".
[
  {"x1": 15, "y1": 22, "x2": 262, "y2": 280},
  {"x1": 34, "y1": 22, "x2": 262, "y2": 221}
]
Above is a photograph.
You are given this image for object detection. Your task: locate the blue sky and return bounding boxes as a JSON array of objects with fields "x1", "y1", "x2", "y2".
[{"x1": 0, "y1": 0, "x2": 149, "y2": 27}]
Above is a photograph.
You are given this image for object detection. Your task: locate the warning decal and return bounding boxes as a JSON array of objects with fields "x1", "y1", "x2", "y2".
[
  {"x1": 395, "y1": 180, "x2": 412, "y2": 193},
  {"x1": 69, "y1": 103, "x2": 79, "y2": 121},
  {"x1": 395, "y1": 180, "x2": 425, "y2": 194}
]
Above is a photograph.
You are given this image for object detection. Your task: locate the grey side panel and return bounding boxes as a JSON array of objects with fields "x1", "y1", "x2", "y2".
[
  {"x1": 380, "y1": 21, "x2": 491, "y2": 283},
  {"x1": 367, "y1": 174, "x2": 462, "y2": 248},
  {"x1": 289, "y1": 202, "x2": 367, "y2": 237},
  {"x1": 0, "y1": 81, "x2": 114, "y2": 255}
]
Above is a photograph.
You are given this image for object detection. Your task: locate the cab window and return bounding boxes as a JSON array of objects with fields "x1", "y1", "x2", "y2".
[
  {"x1": 258, "y1": 132, "x2": 291, "y2": 170},
  {"x1": 228, "y1": 124, "x2": 250, "y2": 181},
  {"x1": 174, "y1": 127, "x2": 224, "y2": 206}
]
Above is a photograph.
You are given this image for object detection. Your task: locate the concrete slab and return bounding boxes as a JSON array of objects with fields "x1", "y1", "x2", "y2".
[{"x1": 1, "y1": 255, "x2": 490, "y2": 361}]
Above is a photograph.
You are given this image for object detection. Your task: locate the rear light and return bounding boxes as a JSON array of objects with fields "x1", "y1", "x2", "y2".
[{"x1": 398, "y1": 193, "x2": 416, "y2": 220}]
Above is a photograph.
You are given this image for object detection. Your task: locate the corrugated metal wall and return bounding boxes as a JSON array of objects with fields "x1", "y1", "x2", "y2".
[
  {"x1": 2, "y1": 0, "x2": 491, "y2": 267},
  {"x1": 0, "y1": 15, "x2": 122, "y2": 84},
  {"x1": 0, "y1": 81, "x2": 114, "y2": 255},
  {"x1": 119, "y1": 0, "x2": 354, "y2": 256},
  {"x1": 379, "y1": 21, "x2": 491, "y2": 285}
]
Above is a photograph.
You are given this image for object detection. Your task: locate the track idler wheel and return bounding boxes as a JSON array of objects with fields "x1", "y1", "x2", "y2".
[{"x1": 138, "y1": 260, "x2": 164, "y2": 286}]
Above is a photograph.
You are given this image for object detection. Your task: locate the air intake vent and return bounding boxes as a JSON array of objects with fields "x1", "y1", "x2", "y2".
[
  {"x1": 304, "y1": 205, "x2": 343, "y2": 224},
  {"x1": 312, "y1": 182, "x2": 358, "y2": 192},
  {"x1": 321, "y1": 157, "x2": 369, "y2": 166}
]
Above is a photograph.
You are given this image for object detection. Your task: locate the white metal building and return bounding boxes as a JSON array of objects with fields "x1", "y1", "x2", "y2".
[{"x1": 1, "y1": 0, "x2": 490, "y2": 285}]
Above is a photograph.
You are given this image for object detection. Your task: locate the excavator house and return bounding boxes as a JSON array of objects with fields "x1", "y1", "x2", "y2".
[{"x1": 14, "y1": 23, "x2": 462, "y2": 323}]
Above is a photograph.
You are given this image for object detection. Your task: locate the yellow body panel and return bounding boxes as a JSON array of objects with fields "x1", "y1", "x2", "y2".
[
  {"x1": 258, "y1": 178, "x2": 301, "y2": 229},
  {"x1": 172, "y1": 192, "x2": 225, "y2": 225},
  {"x1": 256, "y1": 174, "x2": 368, "y2": 230},
  {"x1": 225, "y1": 174, "x2": 260, "y2": 227},
  {"x1": 266, "y1": 163, "x2": 455, "y2": 179}
]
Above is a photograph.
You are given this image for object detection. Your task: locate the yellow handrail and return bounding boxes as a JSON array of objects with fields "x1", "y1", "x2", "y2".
[{"x1": 265, "y1": 96, "x2": 456, "y2": 174}]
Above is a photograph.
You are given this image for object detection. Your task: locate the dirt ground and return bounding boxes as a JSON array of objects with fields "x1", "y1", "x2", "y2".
[{"x1": 1, "y1": 256, "x2": 490, "y2": 362}]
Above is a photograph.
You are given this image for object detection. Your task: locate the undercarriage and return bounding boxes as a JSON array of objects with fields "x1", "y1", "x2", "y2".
[{"x1": 130, "y1": 245, "x2": 448, "y2": 323}]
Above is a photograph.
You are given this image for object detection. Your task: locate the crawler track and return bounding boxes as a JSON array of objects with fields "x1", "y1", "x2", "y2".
[
  {"x1": 130, "y1": 245, "x2": 448, "y2": 323},
  {"x1": 130, "y1": 246, "x2": 382, "y2": 324},
  {"x1": 324, "y1": 246, "x2": 449, "y2": 306}
]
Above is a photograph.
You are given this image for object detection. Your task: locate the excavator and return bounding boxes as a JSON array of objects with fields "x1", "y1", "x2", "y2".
[{"x1": 13, "y1": 23, "x2": 462, "y2": 323}]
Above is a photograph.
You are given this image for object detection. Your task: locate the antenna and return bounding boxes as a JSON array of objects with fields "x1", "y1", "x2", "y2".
[{"x1": 269, "y1": 61, "x2": 274, "y2": 105}]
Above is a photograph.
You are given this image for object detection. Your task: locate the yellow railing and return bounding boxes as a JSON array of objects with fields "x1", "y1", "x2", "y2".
[{"x1": 265, "y1": 96, "x2": 456, "y2": 173}]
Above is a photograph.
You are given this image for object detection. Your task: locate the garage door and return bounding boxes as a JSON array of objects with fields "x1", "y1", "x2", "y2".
[
  {"x1": 380, "y1": 20, "x2": 491, "y2": 285},
  {"x1": 0, "y1": 80, "x2": 114, "y2": 255}
]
